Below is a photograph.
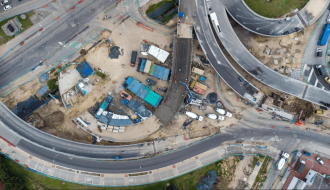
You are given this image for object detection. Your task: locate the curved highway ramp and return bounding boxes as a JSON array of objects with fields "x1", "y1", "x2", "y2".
[
  {"x1": 190, "y1": 0, "x2": 262, "y2": 104},
  {"x1": 221, "y1": 0, "x2": 330, "y2": 36},
  {"x1": 206, "y1": 0, "x2": 330, "y2": 106}
]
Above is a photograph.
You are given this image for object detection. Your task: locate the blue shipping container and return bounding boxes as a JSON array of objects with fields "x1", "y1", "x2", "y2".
[
  {"x1": 126, "y1": 77, "x2": 134, "y2": 85},
  {"x1": 153, "y1": 65, "x2": 160, "y2": 78},
  {"x1": 127, "y1": 79, "x2": 138, "y2": 92},
  {"x1": 157, "y1": 67, "x2": 165, "y2": 79},
  {"x1": 121, "y1": 98, "x2": 129, "y2": 105},
  {"x1": 140, "y1": 89, "x2": 149, "y2": 99},
  {"x1": 136, "y1": 85, "x2": 146, "y2": 98},
  {"x1": 139, "y1": 59, "x2": 146, "y2": 72},
  {"x1": 132, "y1": 82, "x2": 142, "y2": 93},
  {"x1": 163, "y1": 68, "x2": 170, "y2": 81}
]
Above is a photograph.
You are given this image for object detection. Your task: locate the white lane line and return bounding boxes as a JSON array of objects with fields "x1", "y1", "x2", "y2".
[
  {"x1": 314, "y1": 79, "x2": 318, "y2": 87},
  {"x1": 307, "y1": 66, "x2": 314, "y2": 81}
]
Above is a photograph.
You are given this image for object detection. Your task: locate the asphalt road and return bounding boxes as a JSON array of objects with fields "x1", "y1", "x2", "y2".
[
  {"x1": 203, "y1": 0, "x2": 330, "y2": 106},
  {"x1": 303, "y1": 8, "x2": 330, "y2": 90},
  {"x1": 0, "y1": 0, "x2": 34, "y2": 16},
  {"x1": 222, "y1": 0, "x2": 329, "y2": 36},
  {"x1": 1, "y1": 98, "x2": 330, "y2": 173},
  {"x1": 0, "y1": 0, "x2": 116, "y2": 88},
  {"x1": 191, "y1": 0, "x2": 259, "y2": 103}
]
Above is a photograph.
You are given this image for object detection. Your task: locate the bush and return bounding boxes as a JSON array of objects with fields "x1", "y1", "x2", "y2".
[
  {"x1": 47, "y1": 79, "x2": 58, "y2": 90},
  {"x1": 0, "y1": 156, "x2": 26, "y2": 190},
  {"x1": 96, "y1": 71, "x2": 107, "y2": 79}
]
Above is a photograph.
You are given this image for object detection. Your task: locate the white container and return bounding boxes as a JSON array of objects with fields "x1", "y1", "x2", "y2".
[
  {"x1": 119, "y1": 126, "x2": 126, "y2": 130},
  {"x1": 119, "y1": 129, "x2": 125, "y2": 133},
  {"x1": 112, "y1": 129, "x2": 119, "y2": 133},
  {"x1": 114, "y1": 126, "x2": 120, "y2": 130}
]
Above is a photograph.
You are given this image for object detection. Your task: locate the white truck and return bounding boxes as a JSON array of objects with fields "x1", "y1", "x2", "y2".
[
  {"x1": 185, "y1": 111, "x2": 203, "y2": 121},
  {"x1": 277, "y1": 152, "x2": 290, "y2": 171},
  {"x1": 206, "y1": 113, "x2": 224, "y2": 121},
  {"x1": 215, "y1": 108, "x2": 232, "y2": 118}
]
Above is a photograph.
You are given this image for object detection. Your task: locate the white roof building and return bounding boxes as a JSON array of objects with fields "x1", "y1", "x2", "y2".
[{"x1": 147, "y1": 45, "x2": 169, "y2": 63}]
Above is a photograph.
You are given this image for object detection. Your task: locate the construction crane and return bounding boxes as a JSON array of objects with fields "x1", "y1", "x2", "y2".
[{"x1": 179, "y1": 81, "x2": 202, "y2": 106}]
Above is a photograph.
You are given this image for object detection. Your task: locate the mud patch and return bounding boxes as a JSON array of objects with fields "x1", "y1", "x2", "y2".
[{"x1": 44, "y1": 111, "x2": 64, "y2": 128}]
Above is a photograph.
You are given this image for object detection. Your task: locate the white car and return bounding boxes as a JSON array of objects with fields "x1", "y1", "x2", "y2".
[
  {"x1": 215, "y1": 108, "x2": 232, "y2": 118},
  {"x1": 185, "y1": 111, "x2": 203, "y2": 121},
  {"x1": 0, "y1": 0, "x2": 10, "y2": 6},
  {"x1": 327, "y1": 13, "x2": 330, "y2": 23},
  {"x1": 316, "y1": 157, "x2": 324, "y2": 165},
  {"x1": 4, "y1": 4, "x2": 11, "y2": 11},
  {"x1": 206, "y1": 113, "x2": 224, "y2": 121}
]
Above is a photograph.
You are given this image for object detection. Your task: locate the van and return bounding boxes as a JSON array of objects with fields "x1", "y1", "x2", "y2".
[
  {"x1": 315, "y1": 65, "x2": 326, "y2": 75},
  {"x1": 185, "y1": 111, "x2": 203, "y2": 121}
]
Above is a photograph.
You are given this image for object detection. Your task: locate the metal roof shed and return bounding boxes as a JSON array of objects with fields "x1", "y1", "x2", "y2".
[
  {"x1": 163, "y1": 68, "x2": 170, "y2": 81},
  {"x1": 144, "y1": 60, "x2": 152, "y2": 73},
  {"x1": 149, "y1": 64, "x2": 156, "y2": 75},
  {"x1": 153, "y1": 65, "x2": 161, "y2": 78}
]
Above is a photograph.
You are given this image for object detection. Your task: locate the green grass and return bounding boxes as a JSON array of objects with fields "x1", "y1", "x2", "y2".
[
  {"x1": 47, "y1": 79, "x2": 58, "y2": 91},
  {"x1": 146, "y1": 0, "x2": 176, "y2": 15},
  {"x1": 0, "y1": 12, "x2": 35, "y2": 45},
  {"x1": 96, "y1": 71, "x2": 107, "y2": 79},
  {"x1": 244, "y1": 0, "x2": 308, "y2": 18},
  {"x1": 2, "y1": 154, "x2": 227, "y2": 190}
]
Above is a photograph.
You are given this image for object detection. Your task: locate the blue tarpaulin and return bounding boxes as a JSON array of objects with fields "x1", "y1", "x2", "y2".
[
  {"x1": 76, "y1": 61, "x2": 93, "y2": 78},
  {"x1": 37, "y1": 84, "x2": 48, "y2": 97},
  {"x1": 127, "y1": 98, "x2": 152, "y2": 118},
  {"x1": 196, "y1": 170, "x2": 216, "y2": 190},
  {"x1": 179, "y1": 12, "x2": 184, "y2": 17}
]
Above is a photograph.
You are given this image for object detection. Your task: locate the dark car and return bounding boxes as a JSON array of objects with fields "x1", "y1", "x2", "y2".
[
  {"x1": 320, "y1": 101, "x2": 330, "y2": 108},
  {"x1": 7, "y1": 24, "x2": 14, "y2": 32},
  {"x1": 315, "y1": 65, "x2": 326, "y2": 75}
]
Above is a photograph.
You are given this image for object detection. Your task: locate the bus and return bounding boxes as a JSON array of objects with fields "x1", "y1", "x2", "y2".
[{"x1": 317, "y1": 23, "x2": 330, "y2": 46}]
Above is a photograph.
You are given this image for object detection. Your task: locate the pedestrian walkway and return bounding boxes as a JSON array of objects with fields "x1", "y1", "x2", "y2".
[{"x1": 0, "y1": 134, "x2": 280, "y2": 187}]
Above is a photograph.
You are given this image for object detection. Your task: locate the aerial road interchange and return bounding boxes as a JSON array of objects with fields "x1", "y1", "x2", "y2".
[{"x1": 0, "y1": 0, "x2": 330, "y2": 188}]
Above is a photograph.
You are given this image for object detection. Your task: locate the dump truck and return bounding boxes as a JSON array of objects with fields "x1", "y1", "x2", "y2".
[{"x1": 130, "y1": 51, "x2": 137, "y2": 67}]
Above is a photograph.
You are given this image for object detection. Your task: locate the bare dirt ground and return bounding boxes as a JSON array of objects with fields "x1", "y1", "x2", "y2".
[
  {"x1": 232, "y1": 16, "x2": 316, "y2": 78},
  {"x1": 229, "y1": 155, "x2": 254, "y2": 189}
]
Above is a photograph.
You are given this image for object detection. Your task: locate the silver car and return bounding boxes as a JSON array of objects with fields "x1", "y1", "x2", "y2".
[{"x1": 327, "y1": 13, "x2": 330, "y2": 23}]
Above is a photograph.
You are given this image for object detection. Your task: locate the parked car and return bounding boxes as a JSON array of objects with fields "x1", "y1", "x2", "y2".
[
  {"x1": 185, "y1": 111, "x2": 203, "y2": 121},
  {"x1": 4, "y1": 4, "x2": 11, "y2": 10},
  {"x1": 315, "y1": 65, "x2": 326, "y2": 75},
  {"x1": 206, "y1": 113, "x2": 224, "y2": 121},
  {"x1": 325, "y1": 77, "x2": 330, "y2": 84},
  {"x1": 316, "y1": 48, "x2": 322, "y2": 57},
  {"x1": 215, "y1": 108, "x2": 232, "y2": 118},
  {"x1": 0, "y1": 0, "x2": 10, "y2": 6},
  {"x1": 327, "y1": 13, "x2": 330, "y2": 23},
  {"x1": 316, "y1": 157, "x2": 324, "y2": 165},
  {"x1": 320, "y1": 101, "x2": 330, "y2": 108}
]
